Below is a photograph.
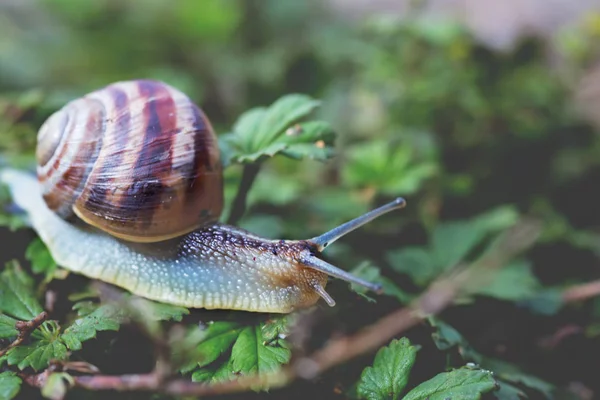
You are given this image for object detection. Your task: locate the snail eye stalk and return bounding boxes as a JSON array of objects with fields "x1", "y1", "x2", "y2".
[
  {"x1": 309, "y1": 197, "x2": 406, "y2": 251},
  {"x1": 299, "y1": 197, "x2": 407, "y2": 300}
]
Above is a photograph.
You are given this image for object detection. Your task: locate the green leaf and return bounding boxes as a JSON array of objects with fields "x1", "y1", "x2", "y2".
[
  {"x1": 494, "y1": 381, "x2": 527, "y2": 400},
  {"x1": 5, "y1": 336, "x2": 68, "y2": 371},
  {"x1": 349, "y1": 262, "x2": 411, "y2": 303},
  {"x1": 253, "y1": 94, "x2": 321, "y2": 149},
  {"x1": 403, "y1": 367, "x2": 497, "y2": 400},
  {"x1": 0, "y1": 371, "x2": 21, "y2": 400},
  {"x1": 196, "y1": 322, "x2": 244, "y2": 368},
  {"x1": 429, "y1": 319, "x2": 482, "y2": 363},
  {"x1": 0, "y1": 313, "x2": 18, "y2": 339},
  {"x1": 222, "y1": 94, "x2": 334, "y2": 166},
  {"x1": 61, "y1": 303, "x2": 125, "y2": 351},
  {"x1": 0, "y1": 262, "x2": 43, "y2": 320},
  {"x1": 189, "y1": 321, "x2": 291, "y2": 384},
  {"x1": 342, "y1": 140, "x2": 437, "y2": 195},
  {"x1": 230, "y1": 325, "x2": 291, "y2": 376},
  {"x1": 386, "y1": 247, "x2": 435, "y2": 286},
  {"x1": 472, "y1": 206, "x2": 519, "y2": 233},
  {"x1": 471, "y1": 260, "x2": 541, "y2": 301},
  {"x1": 431, "y1": 221, "x2": 484, "y2": 268},
  {"x1": 357, "y1": 338, "x2": 419, "y2": 400},
  {"x1": 192, "y1": 360, "x2": 235, "y2": 383},
  {"x1": 261, "y1": 316, "x2": 291, "y2": 343},
  {"x1": 387, "y1": 207, "x2": 521, "y2": 287},
  {"x1": 171, "y1": 327, "x2": 208, "y2": 373},
  {"x1": 480, "y1": 357, "x2": 554, "y2": 398},
  {"x1": 25, "y1": 238, "x2": 57, "y2": 277}
]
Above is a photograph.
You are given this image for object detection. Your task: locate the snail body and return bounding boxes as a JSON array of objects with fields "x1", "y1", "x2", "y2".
[{"x1": 1, "y1": 80, "x2": 406, "y2": 313}]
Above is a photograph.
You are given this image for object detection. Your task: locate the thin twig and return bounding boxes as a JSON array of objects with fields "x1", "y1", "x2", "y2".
[
  {"x1": 0, "y1": 311, "x2": 48, "y2": 357},
  {"x1": 227, "y1": 163, "x2": 261, "y2": 225},
  {"x1": 562, "y1": 279, "x2": 600, "y2": 303}
]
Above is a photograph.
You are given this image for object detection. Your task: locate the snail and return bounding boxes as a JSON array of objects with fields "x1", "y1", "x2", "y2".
[{"x1": 0, "y1": 80, "x2": 406, "y2": 313}]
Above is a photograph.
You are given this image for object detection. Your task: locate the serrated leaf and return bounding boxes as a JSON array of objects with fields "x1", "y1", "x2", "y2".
[
  {"x1": 402, "y1": 367, "x2": 497, "y2": 400},
  {"x1": 232, "y1": 143, "x2": 288, "y2": 164},
  {"x1": 253, "y1": 94, "x2": 321, "y2": 149},
  {"x1": 357, "y1": 337, "x2": 418, "y2": 400},
  {"x1": 0, "y1": 371, "x2": 21, "y2": 400},
  {"x1": 6, "y1": 336, "x2": 68, "y2": 371},
  {"x1": 230, "y1": 325, "x2": 291, "y2": 376},
  {"x1": 192, "y1": 360, "x2": 235, "y2": 383},
  {"x1": 61, "y1": 303, "x2": 124, "y2": 351},
  {"x1": 261, "y1": 316, "x2": 291, "y2": 343},
  {"x1": 25, "y1": 238, "x2": 57, "y2": 276},
  {"x1": 0, "y1": 313, "x2": 18, "y2": 339},
  {"x1": 172, "y1": 327, "x2": 208, "y2": 373},
  {"x1": 223, "y1": 94, "x2": 334, "y2": 166},
  {"x1": 196, "y1": 322, "x2": 244, "y2": 368},
  {"x1": 0, "y1": 262, "x2": 43, "y2": 320}
]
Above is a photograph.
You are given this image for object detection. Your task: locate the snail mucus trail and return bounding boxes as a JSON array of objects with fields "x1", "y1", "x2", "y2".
[{"x1": 0, "y1": 79, "x2": 407, "y2": 313}]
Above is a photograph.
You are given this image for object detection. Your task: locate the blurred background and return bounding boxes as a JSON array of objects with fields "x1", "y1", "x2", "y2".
[{"x1": 2, "y1": 0, "x2": 600, "y2": 398}]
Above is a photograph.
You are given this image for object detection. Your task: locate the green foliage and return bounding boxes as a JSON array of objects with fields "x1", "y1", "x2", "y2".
[
  {"x1": 357, "y1": 338, "x2": 418, "y2": 400},
  {"x1": 0, "y1": 314, "x2": 18, "y2": 339},
  {"x1": 343, "y1": 139, "x2": 437, "y2": 195},
  {"x1": 0, "y1": 262, "x2": 193, "y2": 375},
  {"x1": 5, "y1": 329, "x2": 68, "y2": 371},
  {"x1": 402, "y1": 367, "x2": 497, "y2": 400},
  {"x1": 189, "y1": 318, "x2": 291, "y2": 385},
  {"x1": 0, "y1": 262, "x2": 43, "y2": 320},
  {"x1": 430, "y1": 318, "x2": 555, "y2": 398},
  {"x1": 349, "y1": 262, "x2": 411, "y2": 304},
  {"x1": 25, "y1": 238, "x2": 57, "y2": 278},
  {"x1": 231, "y1": 325, "x2": 291, "y2": 375},
  {"x1": 387, "y1": 207, "x2": 520, "y2": 288},
  {"x1": 220, "y1": 94, "x2": 335, "y2": 166},
  {"x1": 0, "y1": 371, "x2": 21, "y2": 400},
  {"x1": 61, "y1": 303, "x2": 124, "y2": 351},
  {"x1": 472, "y1": 260, "x2": 541, "y2": 301},
  {"x1": 356, "y1": 338, "x2": 496, "y2": 400}
]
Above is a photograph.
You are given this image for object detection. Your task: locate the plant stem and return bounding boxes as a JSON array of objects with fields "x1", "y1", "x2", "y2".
[
  {"x1": 227, "y1": 163, "x2": 261, "y2": 225},
  {"x1": 0, "y1": 311, "x2": 48, "y2": 357}
]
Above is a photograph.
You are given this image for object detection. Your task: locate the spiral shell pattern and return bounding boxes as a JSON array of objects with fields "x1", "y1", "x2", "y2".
[{"x1": 36, "y1": 80, "x2": 223, "y2": 243}]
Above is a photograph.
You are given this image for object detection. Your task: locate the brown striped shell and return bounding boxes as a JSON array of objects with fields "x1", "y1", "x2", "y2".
[{"x1": 36, "y1": 80, "x2": 223, "y2": 243}]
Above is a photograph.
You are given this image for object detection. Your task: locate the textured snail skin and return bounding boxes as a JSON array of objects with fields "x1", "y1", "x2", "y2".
[{"x1": 2, "y1": 170, "x2": 327, "y2": 313}]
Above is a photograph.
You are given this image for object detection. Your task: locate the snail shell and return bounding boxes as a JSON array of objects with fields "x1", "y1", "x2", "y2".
[{"x1": 36, "y1": 80, "x2": 223, "y2": 243}]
